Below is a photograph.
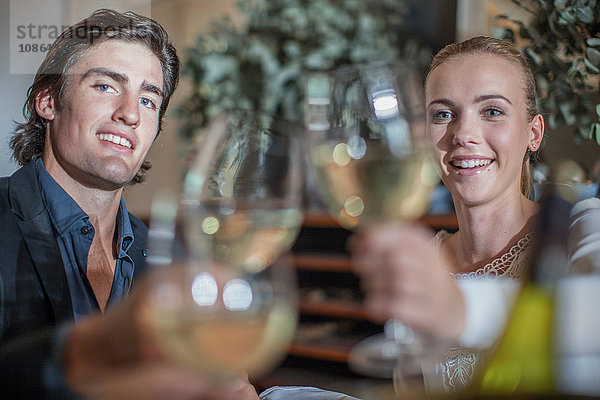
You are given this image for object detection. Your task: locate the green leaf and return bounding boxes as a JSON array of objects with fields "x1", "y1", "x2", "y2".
[
  {"x1": 559, "y1": 101, "x2": 577, "y2": 126},
  {"x1": 586, "y1": 47, "x2": 600, "y2": 67},
  {"x1": 584, "y1": 57, "x2": 600, "y2": 73},
  {"x1": 201, "y1": 55, "x2": 239, "y2": 83},
  {"x1": 557, "y1": 8, "x2": 576, "y2": 24},
  {"x1": 586, "y1": 37, "x2": 600, "y2": 47},
  {"x1": 304, "y1": 51, "x2": 327, "y2": 70},
  {"x1": 595, "y1": 103, "x2": 600, "y2": 118},
  {"x1": 567, "y1": 61, "x2": 585, "y2": 81},
  {"x1": 548, "y1": 113, "x2": 559, "y2": 129},
  {"x1": 537, "y1": 75, "x2": 550, "y2": 92},
  {"x1": 576, "y1": 6, "x2": 595, "y2": 24},
  {"x1": 591, "y1": 123, "x2": 600, "y2": 145},
  {"x1": 526, "y1": 48, "x2": 543, "y2": 66},
  {"x1": 553, "y1": 0, "x2": 568, "y2": 10},
  {"x1": 490, "y1": 26, "x2": 510, "y2": 39},
  {"x1": 578, "y1": 125, "x2": 590, "y2": 140}
]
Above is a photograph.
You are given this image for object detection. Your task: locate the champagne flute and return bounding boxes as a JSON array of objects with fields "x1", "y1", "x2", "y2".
[
  {"x1": 146, "y1": 110, "x2": 304, "y2": 380},
  {"x1": 306, "y1": 62, "x2": 440, "y2": 380}
]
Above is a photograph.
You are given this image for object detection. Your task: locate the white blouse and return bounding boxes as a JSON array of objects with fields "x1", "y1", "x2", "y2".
[{"x1": 429, "y1": 197, "x2": 600, "y2": 393}]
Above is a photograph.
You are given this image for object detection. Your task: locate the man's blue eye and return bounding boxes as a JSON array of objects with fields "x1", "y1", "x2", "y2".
[
  {"x1": 140, "y1": 97, "x2": 155, "y2": 109},
  {"x1": 96, "y1": 84, "x2": 115, "y2": 93}
]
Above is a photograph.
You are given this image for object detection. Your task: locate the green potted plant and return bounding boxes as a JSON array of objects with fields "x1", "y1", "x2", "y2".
[
  {"x1": 495, "y1": 0, "x2": 600, "y2": 144},
  {"x1": 177, "y1": 0, "x2": 432, "y2": 141},
  {"x1": 494, "y1": 0, "x2": 600, "y2": 197}
]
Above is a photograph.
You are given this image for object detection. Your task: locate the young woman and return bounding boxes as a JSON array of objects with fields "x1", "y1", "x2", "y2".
[{"x1": 351, "y1": 36, "x2": 600, "y2": 392}]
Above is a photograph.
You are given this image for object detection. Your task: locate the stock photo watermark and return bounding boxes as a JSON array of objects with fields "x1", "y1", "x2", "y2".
[
  {"x1": 10, "y1": 0, "x2": 151, "y2": 74},
  {"x1": 15, "y1": 23, "x2": 70, "y2": 53}
]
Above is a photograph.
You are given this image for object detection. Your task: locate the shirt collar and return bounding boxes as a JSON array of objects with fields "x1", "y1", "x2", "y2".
[
  {"x1": 36, "y1": 158, "x2": 134, "y2": 256},
  {"x1": 117, "y1": 197, "x2": 134, "y2": 256},
  {"x1": 36, "y1": 158, "x2": 88, "y2": 235}
]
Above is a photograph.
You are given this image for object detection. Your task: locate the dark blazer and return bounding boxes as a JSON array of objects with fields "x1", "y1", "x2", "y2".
[{"x1": 0, "y1": 161, "x2": 149, "y2": 398}]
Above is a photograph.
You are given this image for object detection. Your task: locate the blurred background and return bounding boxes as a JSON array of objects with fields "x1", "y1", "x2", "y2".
[
  {"x1": 1, "y1": 1, "x2": 599, "y2": 396},
  {"x1": 2, "y1": 0, "x2": 599, "y2": 218}
]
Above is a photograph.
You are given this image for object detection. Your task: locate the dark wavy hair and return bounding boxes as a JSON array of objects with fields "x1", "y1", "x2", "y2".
[{"x1": 10, "y1": 8, "x2": 180, "y2": 184}]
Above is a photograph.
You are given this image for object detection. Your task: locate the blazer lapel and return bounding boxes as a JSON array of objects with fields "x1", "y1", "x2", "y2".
[{"x1": 9, "y1": 162, "x2": 74, "y2": 323}]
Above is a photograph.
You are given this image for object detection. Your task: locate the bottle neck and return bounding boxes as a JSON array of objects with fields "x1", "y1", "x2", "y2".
[{"x1": 526, "y1": 184, "x2": 574, "y2": 284}]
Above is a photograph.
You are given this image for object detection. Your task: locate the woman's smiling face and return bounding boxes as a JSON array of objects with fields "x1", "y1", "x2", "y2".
[{"x1": 425, "y1": 52, "x2": 540, "y2": 207}]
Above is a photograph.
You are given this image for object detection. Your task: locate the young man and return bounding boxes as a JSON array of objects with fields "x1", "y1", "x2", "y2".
[
  {"x1": 0, "y1": 9, "x2": 257, "y2": 400},
  {"x1": 1, "y1": 8, "x2": 178, "y2": 341}
]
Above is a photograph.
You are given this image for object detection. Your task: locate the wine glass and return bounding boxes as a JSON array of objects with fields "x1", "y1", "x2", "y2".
[
  {"x1": 306, "y1": 62, "x2": 441, "y2": 381},
  {"x1": 145, "y1": 110, "x2": 304, "y2": 381}
]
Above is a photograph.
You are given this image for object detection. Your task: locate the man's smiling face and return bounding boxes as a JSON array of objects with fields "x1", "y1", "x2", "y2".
[{"x1": 41, "y1": 39, "x2": 164, "y2": 191}]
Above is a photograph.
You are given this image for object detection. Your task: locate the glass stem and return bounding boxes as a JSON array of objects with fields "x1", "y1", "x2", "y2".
[{"x1": 384, "y1": 320, "x2": 415, "y2": 345}]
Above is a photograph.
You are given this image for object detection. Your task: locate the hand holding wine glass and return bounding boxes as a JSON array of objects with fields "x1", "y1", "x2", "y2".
[
  {"x1": 349, "y1": 223, "x2": 466, "y2": 343},
  {"x1": 306, "y1": 61, "x2": 441, "y2": 380},
  {"x1": 145, "y1": 110, "x2": 304, "y2": 382}
]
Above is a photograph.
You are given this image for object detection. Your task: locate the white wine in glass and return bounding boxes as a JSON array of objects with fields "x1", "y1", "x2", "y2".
[
  {"x1": 149, "y1": 262, "x2": 298, "y2": 379},
  {"x1": 307, "y1": 62, "x2": 440, "y2": 379},
  {"x1": 147, "y1": 110, "x2": 304, "y2": 380},
  {"x1": 183, "y1": 204, "x2": 302, "y2": 273}
]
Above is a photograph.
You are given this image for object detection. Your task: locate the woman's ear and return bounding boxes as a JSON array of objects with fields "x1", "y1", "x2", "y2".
[
  {"x1": 528, "y1": 114, "x2": 544, "y2": 152},
  {"x1": 35, "y1": 89, "x2": 56, "y2": 121}
]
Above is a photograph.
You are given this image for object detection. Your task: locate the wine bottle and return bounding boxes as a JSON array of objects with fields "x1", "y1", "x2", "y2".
[{"x1": 471, "y1": 184, "x2": 574, "y2": 395}]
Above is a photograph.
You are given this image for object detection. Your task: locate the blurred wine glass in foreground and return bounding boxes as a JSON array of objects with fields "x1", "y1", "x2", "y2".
[
  {"x1": 306, "y1": 62, "x2": 441, "y2": 380},
  {"x1": 146, "y1": 110, "x2": 304, "y2": 380}
]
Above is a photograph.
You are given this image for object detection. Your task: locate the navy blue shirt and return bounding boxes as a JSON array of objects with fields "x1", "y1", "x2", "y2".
[{"x1": 36, "y1": 158, "x2": 135, "y2": 320}]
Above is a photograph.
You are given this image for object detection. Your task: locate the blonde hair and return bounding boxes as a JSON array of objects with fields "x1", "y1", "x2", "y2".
[{"x1": 426, "y1": 36, "x2": 539, "y2": 200}]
